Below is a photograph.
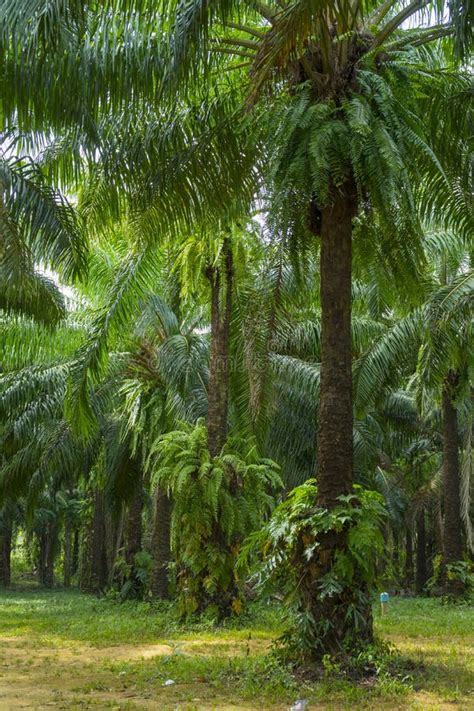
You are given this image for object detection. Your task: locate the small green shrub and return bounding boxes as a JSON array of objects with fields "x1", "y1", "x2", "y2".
[
  {"x1": 115, "y1": 551, "x2": 154, "y2": 600},
  {"x1": 441, "y1": 560, "x2": 474, "y2": 602},
  {"x1": 428, "y1": 557, "x2": 474, "y2": 600},
  {"x1": 445, "y1": 560, "x2": 474, "y2": 591}
]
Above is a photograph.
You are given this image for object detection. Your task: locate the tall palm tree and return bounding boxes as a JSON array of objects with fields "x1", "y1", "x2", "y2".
[
  {"x1": 422, "y1": 267, "x2": 473, "y2": 591},
  {"x1": 156, "y1": 0, "x2": 472, "y2": 651}
]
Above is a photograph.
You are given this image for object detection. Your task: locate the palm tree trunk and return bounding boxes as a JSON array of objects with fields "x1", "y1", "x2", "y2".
[
  {"x1": 404, "y1": 526, "x2": 414, "y2": 590},
  {"x1": 434, "y1": 502, "x2": 444, "y2": 563},
  {"x1": 316, "y1": 186, "x2": 355, "y2": 506},
  {"x1": 38, "y1": 532, "x2": 47, "y2": 586},
  {"x1": 304, "y1": 183, "x2": 374, "y2": 654},
  {"x1": 106, "y1": 505, "x2": 123, "y2": 589},
  {"x1": 80, "y1": 490, "x2": 108, "y2": 593},
  {"x1": 416, "y1": 508, "x2": 427, "y2": 595},
  {"x1": 63, "y1": 515, "x2": 73, "y2": 587},
  {"x1": 125, "y1": 477, "x2": 144, "y2": 567},
  {"x1": 206, "y1": 238, "x2": 233, "y2": 457},
  {"x1": 72, "y1": 527, "x2": 79, "y2": 578},
  {"x1": 0, "y1": 512, "x2": 12, "y2": 588},
  {"x1": 441, "y1": 379, "x2": 464, "y2": 593},
  {"x1": 392, "y1": 529, "x2": 401, "y2": 586},
  {"x1": 151, "y1": 486, "x2": 171, "y2": 599},
  {"x1": 426, "y1": 522, "x2": 435, "y2": 583},
  {"x1": 92, "y1": 490, "x2": 109, "y2": 592},
  {"x1": 38, "y1": 520, "x2": 56, "y2": 588}
]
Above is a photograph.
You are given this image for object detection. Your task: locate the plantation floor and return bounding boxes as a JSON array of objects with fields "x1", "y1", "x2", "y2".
[{"x1": 0, "y1": 589, "x2": 472, "y2": 710}]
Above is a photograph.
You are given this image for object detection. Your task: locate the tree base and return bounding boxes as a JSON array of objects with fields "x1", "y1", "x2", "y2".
[{"x1": 279, "y1": 584, "x2": 375, "y2": 663}]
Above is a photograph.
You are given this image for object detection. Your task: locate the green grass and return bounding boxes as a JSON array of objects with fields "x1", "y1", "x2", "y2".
[
  {"x1": 377, "y1": 596, "x2": 474, "y2": 637},
  {"x1": 0, "y1": 587, "x2": 473, "y2": 710},
  {"x1": 0, "y1": 587, "x2": 281, "y2": 645}
]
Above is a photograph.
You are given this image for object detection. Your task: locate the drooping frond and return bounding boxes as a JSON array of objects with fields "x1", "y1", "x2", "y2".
[
  {"x1": 0, "y1": 147, "x2": 87, "y2": 279},
  {"x1": 66, "y1": 245, "x2": 161, "y2": 436},
  {"x1": 353, "y1": 310, "x2": 424, "y2": 412}
]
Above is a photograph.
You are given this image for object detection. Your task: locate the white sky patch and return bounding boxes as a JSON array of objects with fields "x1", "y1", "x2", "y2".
[
  {"x1": 402, "y1": 7, "x2": 450, "y2": 28},
  {"x1": 37, "y1": 265, "x2": 85, "y2": 311}
]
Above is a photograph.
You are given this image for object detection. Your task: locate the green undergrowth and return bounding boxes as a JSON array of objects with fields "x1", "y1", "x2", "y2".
[
  {"x1": 100, "y1": 651, "x2": 413, "y2": 707},
  {"x1": 375, "y1": 595, "x2": 474, "y2": 637},
  {"x1": 0, "y1": 588, "x2": 473, "y2": 709}
]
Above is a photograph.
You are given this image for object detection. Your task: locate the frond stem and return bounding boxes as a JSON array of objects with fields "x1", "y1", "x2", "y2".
[
  {"x1": 224, "y1": 21, "x2": 265, "y2": 38},
  {"x1": 373, "y1": 0, "x2": 431, "y2": 48}
]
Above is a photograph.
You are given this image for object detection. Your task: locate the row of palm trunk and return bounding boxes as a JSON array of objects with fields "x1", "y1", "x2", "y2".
[
  {"x1": 0, "y1": 232, "x2": 467, "y2": 609},
  {"x1": 200, "y1": 206, "x2": 468, "y2": 625},
  {"x1": 0, "y1": 485, "x2": 171, "y2": 595},
  {"x1": 393, "y1": 503, "x2": 461, "y2": 596},
  {"x1": 78, "y1": 486, "x2": 171, "y2": 596},
  {"x1": 199, "y1": 220, "x2": 468, "y2": 645},
  {"x1": 0, "y1": 238, "x2": 463, "y2": 624}
]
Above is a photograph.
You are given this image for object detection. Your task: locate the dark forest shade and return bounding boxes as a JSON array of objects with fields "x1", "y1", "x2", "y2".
[
  {"x1": 0, "y1": 515, "x2": 12, "y2": 588},
  {"x1": 124, "y1": 475, "x2": 144, "y2": 567},
  {"x1": 416, "y1": 508, "x2": 428, "y2": 595},
  {"x1": 63, "y1": 515, "x2": 74, "y2": 587},
  {"x1": 405, "y1": 527, "x2": 414, "y2": 589},
  {"x1": 37, "y1": 519, "x2": 57, "y2": 588}
]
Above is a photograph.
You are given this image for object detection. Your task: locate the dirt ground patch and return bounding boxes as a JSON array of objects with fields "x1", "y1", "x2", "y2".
[{"x1": 0, "y1": 633, "x2": 280, "y2": 710}]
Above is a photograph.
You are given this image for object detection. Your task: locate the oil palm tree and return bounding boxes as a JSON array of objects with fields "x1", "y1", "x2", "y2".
[
  {"x1": 0, "y1": 243, "x2": 211, "y2": 594},
  {"x1": 421, "y1": 267, "x2": 473, "y2": 592},
  {"x1": 157, "y1": 0, "x2": 472, "y2": 652}
]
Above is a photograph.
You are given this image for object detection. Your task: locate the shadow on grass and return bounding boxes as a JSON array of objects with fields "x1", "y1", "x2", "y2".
[
  {"x1": 397, "y1": 651, "x2": 473, "y2": 699},
  {"x1": 0, "y1": 588, "x2": 472, "y2": 708}
]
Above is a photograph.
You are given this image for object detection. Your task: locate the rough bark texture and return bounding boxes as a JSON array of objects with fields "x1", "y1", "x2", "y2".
[
  {"x1": 92, "y1": 491, "x2": 109, "y2": 592},
  {"x1": 206, "y1": 238, "x2": 233, "y2": 458},
  {"x1": 303, "y1": 184, "x2": 374, "y2": 656},
  {"x1": 316, "y1": 186, "x2": 355, "y2": 507},
  {"x1": 106, "y1": 506, "x2": 123, "y2": 589},
  {"x1": 63, "y1": 515, "x2": 73, "y2": 587},
  {"x1": 441, "y1": 378, "x2": 464, "y2": 593},
  {"x1": 80, "y1": 490, "x2": 108, "y2": 593},
  {"x1": 0, "y1": 515, "x2": 12, "y2": 588},
  {"x1": 38, "y1": 520, "x2": 57, "y2": 588},
  {"x1": 434, "y1": 503, "x2": 444, "y2": 564},
  {"x1": 416, "y1": 509, "x2": 428, "y2": 595},
  {"x1": 151, "y1": 486, "x2": 171, "y2": 599},
  {"x1": 72, "y1": 527, "x2": 79, "y2": 578}
]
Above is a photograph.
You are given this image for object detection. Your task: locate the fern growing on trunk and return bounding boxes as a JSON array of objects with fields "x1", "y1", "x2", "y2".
[
  {"x1": 240, "y1": 480, "x2": 386, "y2": 661},
  {"x1": 148, "y1": 419, "x2": 282, "y2": 619}
]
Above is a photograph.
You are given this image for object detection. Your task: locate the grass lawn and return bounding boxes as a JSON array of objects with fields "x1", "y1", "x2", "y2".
[{"x1": 0, "y1": 588, "x2": 472, "y2": 710}]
